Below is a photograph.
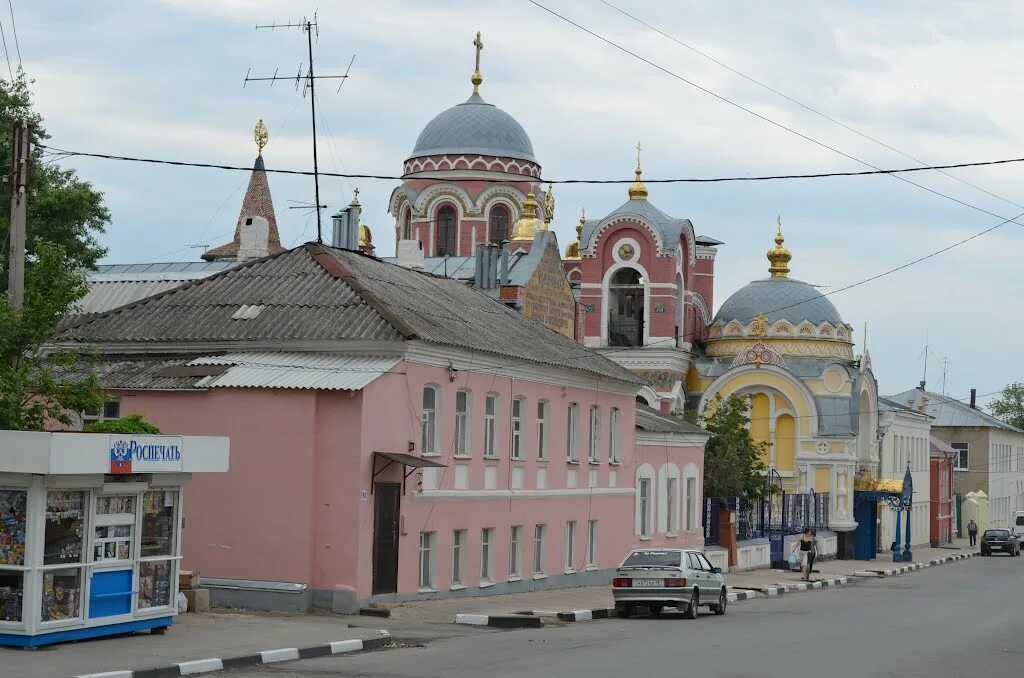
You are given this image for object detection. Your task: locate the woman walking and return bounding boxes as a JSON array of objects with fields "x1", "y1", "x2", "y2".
[
  {"x1": 806, "y1": 529, "x2": 818, "y2": 578},
  {"x1": 792, "y1": 528, "x2": 816, "y2": 581}
]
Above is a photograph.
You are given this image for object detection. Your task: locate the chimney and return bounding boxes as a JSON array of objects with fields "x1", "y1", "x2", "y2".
[
  {"x1": 918, "y1": 380, "x2": 926, "y2": 390},
  {"x1": 499, "y1": 242, "x2": 510, "y2": 285},
  {"x1": 331, "y1": 192, "x2": 362, "y2": 250},
  {"x1": 970, "y1": 388, "x2": 977, "y2": 409},
  {"x1": 237, "y1": 216, "x2": 270, "y2": 262},
  {"x1": 474, "y1": 243, "x2": 501, "y2": 289},
  {"x1": 396, "y1": 239, "x2": 424, "y2": 270}
]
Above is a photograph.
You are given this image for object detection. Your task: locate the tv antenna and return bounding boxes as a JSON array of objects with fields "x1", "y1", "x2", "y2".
[{"x1": 243, "y1": 12, "x2": 354, "y2": 243}]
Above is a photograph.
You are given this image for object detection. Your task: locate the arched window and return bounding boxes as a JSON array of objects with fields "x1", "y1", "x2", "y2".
[
  {"x1": 489, "y1": 204, "x2": 510, "y2": 244},
  {"x1": 436, "y1": 205, "x2": 457, "y2": 256},
  {"x1": 608, "y1": 268, "x2": 644, "y2": 347},
  {"x1": 402, "y1": 209, "x2": 412, "y2": 240}
]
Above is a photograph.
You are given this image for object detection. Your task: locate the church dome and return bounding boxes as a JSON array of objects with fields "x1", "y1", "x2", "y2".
[
  {"x1": 712, "y1": 277, "x2": 843, "y2": 327},
  {"x1": 408, "y1": 93, "x2": 537, "y2": 164}
]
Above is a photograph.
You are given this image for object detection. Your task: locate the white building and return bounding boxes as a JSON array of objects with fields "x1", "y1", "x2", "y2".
[{"x1": 877, "y1": 398, "x2": 932, "y2": 549}]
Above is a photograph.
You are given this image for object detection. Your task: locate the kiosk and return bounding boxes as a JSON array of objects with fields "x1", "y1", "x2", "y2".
[{"x1": 0, "y1": 430, "x2": 229, "y2": 647}]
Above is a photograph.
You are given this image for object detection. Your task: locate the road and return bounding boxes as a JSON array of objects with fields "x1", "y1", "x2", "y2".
[{"x1": 215, "y1": 555, "x2": 1023, "y2": 678}]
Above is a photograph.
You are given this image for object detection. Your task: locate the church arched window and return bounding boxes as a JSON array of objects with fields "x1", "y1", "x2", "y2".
[
  {"x1": 402, "y1": 208, "x2": 412, "y2": 241},
  {"x1": 489, "y1": 204, "x2": 510, "y2": 244},
  {"x1": 436, "y1": 204, "x2": 457, "y2": 256},
  {"x1": 609, "y1": 268, "x2": 644, "y2": 347}
]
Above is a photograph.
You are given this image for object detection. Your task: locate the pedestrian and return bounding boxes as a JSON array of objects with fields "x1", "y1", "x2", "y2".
[
  {"x1": 807, "y1": 529, "x2": 818, "y2": 578},
  {"x1": 792, "y1": 528, "x2": 815, "y2": 581},
  {"x1": 968, "y1": 519, "x2": 978, "y2": 547}
]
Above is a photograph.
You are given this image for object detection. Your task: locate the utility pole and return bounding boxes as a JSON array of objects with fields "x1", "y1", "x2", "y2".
[
  {"x1": 244, "y1": 13, "x2": 353, "y2": 243},
  {"x1": 6, "y1": 122, "x2": 30, "y2": 309},
  {"x1": 940, "y1": 356, "x2": 951, "y2": 396}
]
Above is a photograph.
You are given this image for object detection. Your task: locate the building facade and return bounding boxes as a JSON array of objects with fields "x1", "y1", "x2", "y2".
[{"x1": 877, "y1": 398, "x2": 932, "y2": 549}]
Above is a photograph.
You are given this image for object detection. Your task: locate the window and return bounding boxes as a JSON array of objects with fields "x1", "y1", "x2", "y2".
[
  {"x1": 952, "y1": 443, "x2": 969, "y2": 471},
  {"x1": 608, "y1": 267, "x2": 644, "y2": 347},
  {"x1": 666, "y1": 477, "x2": 678, "y2": 534},
  {"x1": 537, "y1": 401, "x2": 549, "y2": 460},
  {"x1": 81, "y1": 399, "x2": 121, "y2": 427},
  {"x1": 402, "y1": 209, "x2": 412, "y2": 240},
  {"x1": 419, "y1": 532, "x2": 435, "y2": 589},
  {"x1": 452, "y1": 529, "x2": 467, "y2": 585},
  {"x1": 567, "y1": 403, "x2": 580, "y2": 462},
  {"x1": 484, "y1": 393, "x2": 499, "y2": 458},
  {"x1": 0, "y1": 490, "x2": 27, "y2": 622},
  {"x1": 455, "y1": 390, "x2": 471, "y2": 457},
  {"x1": 609, "y1": 407, "x2": 620, "y2": 463},
  {"x1": 437, "y1": 204, "x2": 457, "y2": 256},
  {"x1": 141, "y1": 490, "x2": 178, "y2": 557},
  {"x1": 422, "y1": 386, "x2": 439, "y2": 455},
  {"x1": 489, "y1": 204, "x2": 510, "y2": 244},
  {"x1": 588, "y1": 405, "x2": 600, "y2": 463},
  {"x1": 639, "y1": 478, "x2": 652, "y2": 537},
  {"x1": 94, "y1": 495, "x2": 135, "y2": 562},
  {"x1": 512, "y1": 398, "x2": 524, "y2": 459},
  {"x1": 587, "y1": 520, "x2": 598, "y2": 567},
  {"x1": 481, "y1": 528, "x2": 493, "y2": 582},
  {"x1": 565, "y1": 521, "x2": 577, "y2": 571},
  {"x1": 509, "y1": 526, "x2": 522, "y2": 578},
  {"x1": 685, "y1": 477, "x2": 697, "y2": 531},
  {"x1": 533, "y1": 524, "x2": 546, "y2": 575},
  {"x1": 42, "y1": 490, "x2": 87, "y2": 623}
]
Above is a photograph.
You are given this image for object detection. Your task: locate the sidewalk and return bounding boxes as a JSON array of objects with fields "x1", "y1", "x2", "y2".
[{"x1": 1, "y1": 612, "x2": 387, "y2": 678}]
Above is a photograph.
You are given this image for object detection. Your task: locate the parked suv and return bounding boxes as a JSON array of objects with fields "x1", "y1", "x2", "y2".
[
  {"x1": 612, "y1": 548, "x2": 727, "y2": 619},
  {"x1": 980, "y1": 528, "x2": 1020, "y2": 556},
  {"x1": 1011, "y1": 511, "x2": 1024, "y2": 542}
]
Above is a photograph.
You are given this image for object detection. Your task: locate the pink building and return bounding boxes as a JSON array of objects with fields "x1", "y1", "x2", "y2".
[{"x1": 60, "y1": 244, "x2": 707, "y2": 611}]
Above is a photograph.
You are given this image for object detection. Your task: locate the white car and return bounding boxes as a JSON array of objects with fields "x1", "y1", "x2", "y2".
[{"x1": 612, "y1": 548, "x2": 727, "y2": 619}]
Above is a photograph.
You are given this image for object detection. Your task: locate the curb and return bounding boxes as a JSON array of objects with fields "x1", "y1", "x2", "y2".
[
  {"x1": 75, "y1": 632, "x2": 392, "y2": 678},
  {"x1": 455, "y1": 613, "x2": 542, "y2": 628},
  {"x1": 728, "y1": 590, "x2": 758, "y2": 602},
  {"x1": 556, "y1": 608, "x2": 615, "y2": 622}
]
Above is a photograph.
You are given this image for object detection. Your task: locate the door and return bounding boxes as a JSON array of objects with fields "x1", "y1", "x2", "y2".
[
  {"x1": 853, "y1": 499, "x2": 877, "y2": 560},
  {"x1": 695, "y1": 552, "x2": 719, "y2": 597},
  {"x1": 372, "y1": 483, "x2": 401, "y2": 595}
]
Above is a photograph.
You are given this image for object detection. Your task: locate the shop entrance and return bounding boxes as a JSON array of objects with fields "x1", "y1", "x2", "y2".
[{"x1": 372, "y1": 483, "x2": 401, "y2": 595}]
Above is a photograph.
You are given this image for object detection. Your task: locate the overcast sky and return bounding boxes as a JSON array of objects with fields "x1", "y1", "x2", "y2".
[{"x1": 16, "y1": 0, "x2": 1024, "y2": 403}]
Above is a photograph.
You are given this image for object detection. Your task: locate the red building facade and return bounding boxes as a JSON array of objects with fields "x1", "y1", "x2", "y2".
[{"x1": 930, "y1": 439, "x2": 955, "y2": 546}]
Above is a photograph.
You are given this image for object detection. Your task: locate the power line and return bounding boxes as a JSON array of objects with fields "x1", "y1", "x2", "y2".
[
  {"x1": 35, "y1": 142, "x2": 1024, "y2": 185},
  {"x1": 598, "y1": 0, "x2": 1024, "y2": 212},
  {"x1": 525, "y1": 1, "x2": 1024, "y2": 235},
  {"x1": 6, "y1": 0, "x2": 19, "y2": 66},
  {"x1": 0, "y1": 18, "x2": 12, "y2": 81}
]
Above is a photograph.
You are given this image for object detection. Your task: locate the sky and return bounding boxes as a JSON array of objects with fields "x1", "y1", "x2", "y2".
[{"x1": 13, "y1": 0, "x2": 1024, "y2": 404}]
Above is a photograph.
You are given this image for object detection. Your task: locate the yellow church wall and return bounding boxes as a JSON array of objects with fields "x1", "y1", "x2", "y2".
[
  {"x1": 750, "y1": 393, "x2": 771, "y2": 463},
  {"x1": 814, "y1": 467, "x2": 831, "y2": 493},
  {"x1": 775, "y1": 414, "x2": 796, "y2": 472},
  {"x1": 703, "y1": 370, "x2": 814, "y2": 438}
]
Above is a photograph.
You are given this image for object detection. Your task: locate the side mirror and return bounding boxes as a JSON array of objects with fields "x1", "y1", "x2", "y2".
[{"x1": 712, "y1": 567, "x2": 722, "y2": 574}]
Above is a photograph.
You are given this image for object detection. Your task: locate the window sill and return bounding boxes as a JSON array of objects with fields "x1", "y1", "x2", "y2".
[
  {"x1": 449, "y1": 584, "x2": 466, "y2": 591},
  {"x1": 588, "y1": 460, "x2": 601, "y2": 466},
  {"x1": 536, "y1": 458, "x2": 550, "y2": 464},
  {"x1": 609, "y1": 460, "x2": 621, "y2": 466},
  {"x1": 420, "y1": 452, "x2": 442, "y2": 458},
  {"x1": 507, "y1": 576, "x2": 522, "y2": 583},
  {"x1": 639, "y1": 535, "x2": 653, "y2": 541},
  {"x1": 418, "y1": 587, "x2": 437, "y2": 594},
  {"x1": 453, "y1": 454, "x2": 472, "y2": 460},
  {"x1": 478, "y1": 581, "x2": 496, "y2": 589},
  {"x1": 510, "y1": 457, "x2": 526, "y2": 463},
  {"x1": 532, "y1": 573, "x2": 547, "y2": 580},
  {"x1": 566, "y1": 459, "x2": 580, "y2": 465},
  {"x1": 483, "y1": 455, "x2": 500, "y2": 462},
  {"x1": 585, "y1": 565, "x2": 598, "y2": 571},
  {"x1": 564, "y1": 569, "x2": 577, "y2": 575},
  {"x1": 665, "y1": 533, "x2": 678, "y2": 539}
]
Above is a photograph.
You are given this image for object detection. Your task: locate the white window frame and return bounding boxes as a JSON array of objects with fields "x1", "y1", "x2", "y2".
[
  {"x1": 533, "y1": 524, "x2": 546, "y2": 575},
  {"x1": 565, "y1": 521, "x2": 577, "y2": 572},
  {"x1": 586, "y1": 519, "x2": 598, "y2": 567},
  {"x1": 421, "y1": 386, "x2": 440, "y2": 456},
  {"x1": 952, "y1": 442, "x2": 969, "y2": 471},
  {"x1": 685, "y1": 476, "x2": 698, "y2": 531},
  {"x1": 666, "y1": 477, "x2": 678, "y2": 534},
  {"x1": 609, "y1": 407, "x2": 620, "y2": 463},
  {"x1": 454, "y1": 389, "x2": 472, "y2": 457},
  {"x1": 639, "y1": 477, "x2": 652, "y2": 537},
  {"x1": 588, "y1": 405, "x2": 600, "y2": 463},
  {"x1": 452, "y1": 529, "x2": 467, "y2": 586},
  {"x1": 484, "y1": 393, "x2": 499, "y2": 459},
  {"x1": 511, "y1": 397, "x2": 525, "y2": 460},
  {"x1": 567, "y1": 403, "x2": 580, "y2": 462},
  {"x1": 509, "y1": 525, "x2": 522, "y2": 578},
  {"x1": 418, "y1": 531, "x2": 435, "y2": 590},
  {"x1": 480, "y1": 528, "x2": 493, "y2": 582},
  {"x1": 537, "y1": 400, "x2": 549, "y2": 460},
  {"x1": 80, "y1": 399, "x2": 122, "y2": 429}
]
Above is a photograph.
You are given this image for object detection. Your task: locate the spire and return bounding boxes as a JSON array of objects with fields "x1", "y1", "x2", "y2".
[
  {"x1": 628, "y1": 141, "x2": 648, "y2": 201},
  {"x1": 767, "y1": 215, "x2": 792, "y2": 278},
  {"x1": 471, "y1": 31, "x2": 484, "y2": 94}
]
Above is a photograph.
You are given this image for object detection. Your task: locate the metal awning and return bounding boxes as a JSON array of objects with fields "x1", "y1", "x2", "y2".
[{"x1": 371, "y1": 452, "x2": 446, "y2": 494}]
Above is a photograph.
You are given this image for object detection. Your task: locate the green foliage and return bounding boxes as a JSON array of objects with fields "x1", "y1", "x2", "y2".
[
  {"x1": 84, "y1": 414, "x2": 160, "y2": 434},
  {"x1": 1, "y1": 68, "x2": 109, "y2": 291},
  {"x1": 679, "y1": 394, "x2": 768, "y2": 499},
  {"x1": 989, "y1": 382, "x2": 1024, "y2": 430},
  {"x1": 0, "y1": 242, "x2": 104, "y2": 430}
]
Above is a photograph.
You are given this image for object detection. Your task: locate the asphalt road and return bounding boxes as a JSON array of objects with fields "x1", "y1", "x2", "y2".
[{"x1": 217, "y1": 554, "x2": 1024, "y2": 678}]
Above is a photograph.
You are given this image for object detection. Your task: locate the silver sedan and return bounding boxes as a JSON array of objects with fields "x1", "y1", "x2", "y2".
[{"x1": 612, "y1": 548, "x2": 727, "y2": 619}]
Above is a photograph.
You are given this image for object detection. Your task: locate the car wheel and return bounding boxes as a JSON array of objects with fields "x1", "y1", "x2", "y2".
[
  {"x1": 713, "y1": 588, "x2": 727, "y2": 616},
  {"x1": 683, "y1": 588, "x2": 699, "y2": 619}
]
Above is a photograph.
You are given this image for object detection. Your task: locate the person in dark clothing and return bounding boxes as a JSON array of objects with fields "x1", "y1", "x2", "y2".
[
  {"x1": 968, "y1": 520, "x2": 978, "y2": 547},
  {"x1": 807, "y1": 529, "x2": 818, "y2": 577},
  {"x1": 792, "y1": 528, "x2": 816, "y2": 581}
]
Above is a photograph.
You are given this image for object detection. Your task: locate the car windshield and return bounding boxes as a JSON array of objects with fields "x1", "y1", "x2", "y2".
[
  {"x1": 1016, "y1": 516, "x2": 1024, "y2": 526},
  {"x1": 984, "y1": 530, "x2": 1010, "y2": 538},
  {"x1": 620, "y1": 550, "x2": 682, "y2": 568}
]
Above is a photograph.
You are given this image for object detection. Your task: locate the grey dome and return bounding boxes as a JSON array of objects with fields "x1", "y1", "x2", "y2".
[
  {"x1": 408, "y1": 93, "x2": 537, "y2": 163},
  {"x1": 713, "y1": 277, "x2": 844, "y2": 326}
]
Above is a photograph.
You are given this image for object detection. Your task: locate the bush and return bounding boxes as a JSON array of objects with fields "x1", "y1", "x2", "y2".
[{"x1": 83, "y1": 414, "x2": 160, "y2": 434}]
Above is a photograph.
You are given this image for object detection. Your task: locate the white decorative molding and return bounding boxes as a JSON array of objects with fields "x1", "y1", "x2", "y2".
[
  {"x1": 413, "y1": 487, "x2": 635, "y2": 501},
  {"x1": 583, "y1": 215, "x2": 668, "y2": 258}
]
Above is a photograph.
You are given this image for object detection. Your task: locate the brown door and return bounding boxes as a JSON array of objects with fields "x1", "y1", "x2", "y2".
[{"x1": 372, "y1": 483, "x2": 401, "y2": 595}]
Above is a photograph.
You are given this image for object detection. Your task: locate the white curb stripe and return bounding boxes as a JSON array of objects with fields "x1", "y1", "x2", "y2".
[
  {"x1": 260, "y1": 648, "x2": 300, "y2": 663},
  {"x1": 75, "y1": 673, "x2": 134, "y2": 678},
  {"x1": 571, "y1": 610, "x2": 594, "y2": 621},
  {"x1": 178, "y1": 658, "x2": 224, "y2": 675},
  {"x1": 330, "y1": 639, "x2": 365, "y2": 654},
  {"x1": 455, "y1": 613, "x2": 490, "y2": 626}
]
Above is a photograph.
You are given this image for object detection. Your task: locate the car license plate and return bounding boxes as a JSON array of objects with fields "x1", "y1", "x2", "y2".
[{"x1": 633, "y1": 579, "x2": 663, "y2": 588}]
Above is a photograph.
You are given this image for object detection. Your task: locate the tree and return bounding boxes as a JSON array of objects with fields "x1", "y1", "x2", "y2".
[
  {"x1": 681, "y1": 394, "x2": 768, "y2": 499},
  {"x1": 84, "y1": 414, "x2": 160, "y2": 434},
  {"x1": 989, "y1": 382, "x2": 1024, "y2": 430},
  {"x1": 1, "y1": 69, "x2": 109, "y2": 291},
  {"x1": 0, "y1": 242, "x2": 104, "y2": 430}
]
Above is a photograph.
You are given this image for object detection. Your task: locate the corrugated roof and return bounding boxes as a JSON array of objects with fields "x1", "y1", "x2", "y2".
[
  {"x1": 189, "y1": 353, "x2": 399, "y2": 390},
  {"x1": 75, "y1": 280, "x2": 193, "y2": 315},
  {"x1": 930, "y1": 437, "x2": 957, "y2": 457},
  {"x1": 886, "y1": 388, "x2": 1023, "y2": 432},
  {"x1": 635, "y1": 404, "x2": 708, "y2": 437},
  {"x1": 89, "y1": 261, "x2": 238, "y2": 280},
  {"x1": 60, "y1": 245, "x2": 642, "y2": 385}
]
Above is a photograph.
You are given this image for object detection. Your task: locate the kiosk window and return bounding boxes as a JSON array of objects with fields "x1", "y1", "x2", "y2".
[
  {"x1": 138, "y1": 560, "x2": 172, "y2": 609},
  {"x1": 0, "y1": 572, "x2": 23, "y2": 622},
  {"x1": 41, "y1": 569, "x2": 81, "y2": 622},
  {"x1": 44, "y1": 491, "x2": 86, "y2": 565},
  {"x1": 0, "y1": 490, "x2": 27, "y2": 566},
  {"x1": 141, "y1": 491, "x2": 177, "y2": 557}
]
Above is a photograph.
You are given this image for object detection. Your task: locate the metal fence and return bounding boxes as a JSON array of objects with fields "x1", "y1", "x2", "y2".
[{"x1": 703, "y1": 492, "x2": 830, "y2": 543}]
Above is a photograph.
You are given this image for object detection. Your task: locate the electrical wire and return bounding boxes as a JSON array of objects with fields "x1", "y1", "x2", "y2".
[
  {"x1": 0, "y1": 18, "x2": 12, "y2": 81},
  {"x1": 6, "y1": 0, "x2": 19, "y2": 66}
]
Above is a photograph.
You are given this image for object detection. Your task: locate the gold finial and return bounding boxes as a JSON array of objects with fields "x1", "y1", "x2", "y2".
[
  {"x1": 511, "y1": 189, "x2": 544, "y2": 241},
  {"x1": 628, "y1": 141, "x2": 648, "y2": 200},
  {"x1": 543, "y1": 182, "x2": 555, "y2": 225},
  {"x1": 753, "y1": 312, "x2": 769, "y2": 340},
  {"x1": 254, "y1": 119, "x2": 269, "y2": 155},
  {"x1": 351, "y1": 188, "x2": 361, "y2": 207},
  {"x1": 564, "y1": 208, "x2": 585, "y2": 260},
  {"x1": 767, "y1": 216, "x2": 792, "y2": 278},
  {"x1": 577, "y1": 208, "x2": 585, "y2": 237},
  {"x1": 471, "y1": 31, "x2": 484, "y2": 94}
]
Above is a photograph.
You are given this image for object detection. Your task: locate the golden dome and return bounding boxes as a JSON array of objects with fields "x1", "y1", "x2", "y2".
[
  {"x1": 359, "y1": 223, "x2": 373, "y2": 247},
  {"x1": 767, "y1": 217, "x2": 791, "y2": 278},
  {"x1": 564, "y1": 208, "x2": 585, "y2": 259},
  {"x1": 511, "y1": 190, "x2": 545, "y2": 241},
  {"x1": 628, "y1": 164, "x2": 648, "y2": 201}
]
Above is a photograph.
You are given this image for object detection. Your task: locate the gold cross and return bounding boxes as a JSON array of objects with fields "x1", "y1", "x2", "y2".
[
  {"x1": 472, "y1": 32, "x2": 484, "y2": 93},
  {"x1": 635, "y1": 141, "x2": 643, "y2": 168},
  {"x1": 473, "y1": 32, "x2": 484, "y2": 71}
]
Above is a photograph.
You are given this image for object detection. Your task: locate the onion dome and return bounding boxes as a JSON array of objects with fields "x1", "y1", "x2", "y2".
[
  {"x1": 358, "y1": 224, "x2": 373, "y2": 248},
  {"x1": 628, "y1": 163, "x2": 648, "y2": 201},
  {"x1": 511, "y1": 190, "x2": 545, "y2": 241}
]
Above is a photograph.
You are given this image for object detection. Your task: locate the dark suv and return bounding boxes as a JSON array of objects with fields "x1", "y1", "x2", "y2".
[{"x1": 980, "y1": 529, "x2": 1020, "y2": 556}]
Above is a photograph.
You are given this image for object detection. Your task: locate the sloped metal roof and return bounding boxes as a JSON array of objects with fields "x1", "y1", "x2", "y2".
[
  {"x1": 189, "y1": 353, "x2": 399, "y2": 390},
  {"x1": 886, "y1": 388, "x2": 1023, "y2": 432},
  {"x1": 635, "y1": 404, "x2": 708, "y2": 437}
]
